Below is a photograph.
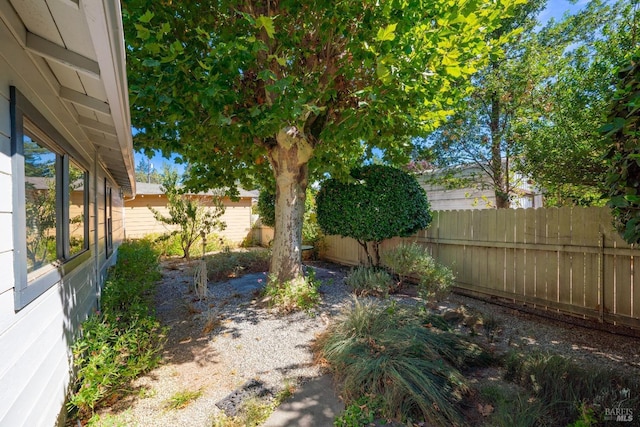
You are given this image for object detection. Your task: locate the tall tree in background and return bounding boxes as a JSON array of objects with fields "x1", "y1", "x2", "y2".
[
  {"x1": 416, "y1": 0, "x2": 547, "y2": 208},
  {"x1": 134, "y1": 157, "x2": 162, "y2": 184},
  {"x1": 515, "y1": 0, "x2": 639, "y2": 206},
  {"x1": 123, "y1": 0, "x2": 520, "y2": 282}
]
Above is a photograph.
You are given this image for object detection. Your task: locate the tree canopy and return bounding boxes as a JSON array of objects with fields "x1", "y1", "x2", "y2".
[
  {"x1": 515, "y1": 0, "x2": 638, "y2": 206},
  {"x1": 123, "y1": 0, "x2": 522, "y2": 281}
]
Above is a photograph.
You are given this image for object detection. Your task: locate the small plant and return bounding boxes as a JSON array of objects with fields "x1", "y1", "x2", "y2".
[
  {"x1": 478, "y1": 384, "x2": 551, "y2": 427},
  {"x1": 381, "y1": 242, "x2": 453, "y2": 301},
  {"x1": 263, "y1": 269, "x2": 320, "y2": 313},
  {"x1": 344, "y1": 266, "x2": 395, "y2": 297},
  {"x1": 149, "y1": 167, "x2": 226, "y2": 260},
  {"x1": 334, "y1": 395, "x2": 381, "y2": 427},
  {"x1": 315, "y1": 300, "x2": 492, "y2": 425},
  {"x1": 164, "y1": 388, "x2": 203, "y2": 410}
]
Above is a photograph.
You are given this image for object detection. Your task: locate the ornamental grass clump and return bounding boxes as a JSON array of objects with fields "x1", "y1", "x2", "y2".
[
  {"x1": 382, "y1": 242, "x2": 454, "y2": 301},
  {"x1": 344, "y1": 266, "x2": 395, "y2": 297},
  {"x1": 67, "y1": 240, "x2": 166, "y2": 422},
  {"x1": 505, "y1": 352, "x2": 640, "y2": 426},
  {"x1": 316, "y1": 300, "x2": 492, "y2": 425}
]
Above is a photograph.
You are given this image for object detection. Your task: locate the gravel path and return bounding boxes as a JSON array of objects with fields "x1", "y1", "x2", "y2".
[{"x1": 92, "y1": 259, "x2": 640, "y2": 426}]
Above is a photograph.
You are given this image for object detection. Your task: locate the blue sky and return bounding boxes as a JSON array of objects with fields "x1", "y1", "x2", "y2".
[{"x1": 132, "y1": 0, "x2": 588, "y2": 177}]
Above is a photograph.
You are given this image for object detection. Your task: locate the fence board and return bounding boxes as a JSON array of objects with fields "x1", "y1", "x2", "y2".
[
  {"x1": 514, "y1": 209, "x2": 527, "y2": 299},
  {"x1": 504, "y1": 208, "x2": 516, "y2": 294},
  {"x1": 321, "y1": 206, "x2": 640, "y2": 330},
  {"x1": 558, "y1": 207, "x2": 573, "y2": 306},
  {"x1": 546, "y1": 208, "x2": 560, "y2": 304}
]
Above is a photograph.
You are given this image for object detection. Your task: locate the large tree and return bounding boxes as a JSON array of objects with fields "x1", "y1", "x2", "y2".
[
  {"x1": 415, "y1": 0, "x2": 548, "y2": 208},
  {"x1": 123, "y1": 0, "x2": 520, "y2": 282},
  {"x1": 515, "y1": 0, "x2": 639, "y2": 206}
]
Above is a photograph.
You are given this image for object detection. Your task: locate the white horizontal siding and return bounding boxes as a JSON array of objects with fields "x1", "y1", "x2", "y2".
[
  {"x1": 0, "y1": 251, "x2": 14, "y2": 294},
  {"x1": 0, "y1": 171, "x2": 11, "y2": 212},
  {"x1": 0, "y1": 258, "x2": 96, "y2": 427}
]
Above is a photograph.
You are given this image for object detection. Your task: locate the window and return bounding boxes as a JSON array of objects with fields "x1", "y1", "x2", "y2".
[
  {"x1": 11, "y1": 87, "x2": 90, "y2": 310},
  {"x1": 105, "y1": 179, "x2": 113, "y2": 256}
]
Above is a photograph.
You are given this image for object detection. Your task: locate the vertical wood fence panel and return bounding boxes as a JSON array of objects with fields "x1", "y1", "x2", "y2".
[{"x1": 321, "y1": 207, "x2": 640, "y2": 330}]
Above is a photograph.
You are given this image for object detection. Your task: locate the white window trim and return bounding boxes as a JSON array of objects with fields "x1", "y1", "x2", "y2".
[{"x1": 11, "y1": 87, "x2": 91, "y2": 310}]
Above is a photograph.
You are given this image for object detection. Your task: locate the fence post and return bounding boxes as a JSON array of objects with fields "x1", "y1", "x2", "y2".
[{"x1": 599, "y1": 231, "x2": 605, "y2": 323}]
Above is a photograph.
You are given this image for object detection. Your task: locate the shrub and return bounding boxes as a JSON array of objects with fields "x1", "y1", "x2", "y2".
[
  {"x1": 316, "y1": 300, "x2": 492, "y2": 425},
  {"x1": 67, "y1": 240, "x2": 167, "y2": 421},
  {"x1": 317, "y1": 165, "x2": 431, "y2": 266},
  {"x1": 149, "y1": 168, "x2": 226, "y2": 260},
  {"x1": 263, "y1": 269, "x2": 320, "y2": 313},
  {"x1": 344, "y1": 266, "x2": 395, "y2": 297},
  {"x1": 381, "y1": 243, "x2": 453, "y2": 301}
]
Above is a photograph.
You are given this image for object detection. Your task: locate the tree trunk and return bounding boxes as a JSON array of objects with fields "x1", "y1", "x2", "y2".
[
  {"x1": 267, "y1": 127, "x2": 313, "y2": 283},
  {"x1": 489, "y1": 87, "x2": 509, "y2": 209}
]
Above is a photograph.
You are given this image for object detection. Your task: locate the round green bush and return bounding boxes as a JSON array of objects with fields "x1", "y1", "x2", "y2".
[{"x1": 316, "y1": 165, "x2": 432, "y2": 244}]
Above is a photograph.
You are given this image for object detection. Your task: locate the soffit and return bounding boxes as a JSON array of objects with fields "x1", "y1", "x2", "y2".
[{"x1": 1, "y1": 0, "x2": 136, "y2": 196}]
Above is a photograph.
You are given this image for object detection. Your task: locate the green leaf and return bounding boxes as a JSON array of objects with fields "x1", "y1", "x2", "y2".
[
  {"x1": 376, "y1": 23, "x2": 397, "y2": 42},
  {"x1": 255, "y1": 15, "x2": 276, "y2": 39},
  {"x1": 376, "y1": 62, "x2": 392, "y2": 84},
  {"x1": 138, "y1": 10, "x2": 154, "y2": 23},
  {"x1": 142, "y1": 59, "x2": 160, "y2": 68},
  {"x1": 134, "y1": 24, "x2": 151, "y2": 41},
  {"x1": 445, "y1": 66, "x2": 462, "y2": 77}
]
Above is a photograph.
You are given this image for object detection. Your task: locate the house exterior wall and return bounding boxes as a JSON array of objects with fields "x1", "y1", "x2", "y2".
[
  {"x1": 419, "y1": 170, "x2": 543, "y2": 210},
  {"x1": 124, "y1": 195, "x2": 253, "y2": 244},
  {"x1": 0, "y1": 54, "x2": 123, "y2": 427}
]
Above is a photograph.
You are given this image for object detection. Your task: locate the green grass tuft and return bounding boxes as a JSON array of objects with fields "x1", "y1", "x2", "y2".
[{"x1": 317, "y1": 300, "x2": 493, "y2": 425}]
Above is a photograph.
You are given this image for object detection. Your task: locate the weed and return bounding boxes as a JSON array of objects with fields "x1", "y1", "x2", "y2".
[
  {"x1": 164, "y1": 389, "x2": 203, "y2": 410},
  {"x1": 334, "y1": 394, "x2": 381, "y2": 426},
  {"x1": 344, "y1": 266, "x2": 395, "y2": 297},
  {"x1": 85, "y1": 411, "x2": 131, "y2": 427},
  {"x1": 316, "y1": 299, "x2": 492, "y2": 425}
]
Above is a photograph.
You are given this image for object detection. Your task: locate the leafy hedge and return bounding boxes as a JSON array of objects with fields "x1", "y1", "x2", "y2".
[
  {"x1": 317, "y1": 165, "x2": 431, "y2": 264},
  {"x1": 67, "y1": 240, "x2": 167, "y2": 421}
]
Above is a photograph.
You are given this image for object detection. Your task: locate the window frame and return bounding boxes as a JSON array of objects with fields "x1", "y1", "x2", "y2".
[
  {"x1": 105, "y1": 178, "x2": 113, "y2": 257},
  {"x1": 11, "y1": 87, "x2": 91, "y2": 310}
]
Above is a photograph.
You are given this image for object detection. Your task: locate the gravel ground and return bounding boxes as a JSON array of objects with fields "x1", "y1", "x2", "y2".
[{"x1": 92, "y1": 259, "x2": 640, "y2": 426}]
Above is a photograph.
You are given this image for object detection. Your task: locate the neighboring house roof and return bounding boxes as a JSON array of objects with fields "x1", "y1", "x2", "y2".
[
  {"x1": 135, "y1": 182, "x2": 259, "y2": 199},
  {"x1": 2, "y1": 0, "x2": 136, "y2": 196}
]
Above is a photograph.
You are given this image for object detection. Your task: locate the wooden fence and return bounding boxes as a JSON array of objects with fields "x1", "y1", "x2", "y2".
[{"x1": 322, "y1": 207, "x2": 640, "y2": 330}]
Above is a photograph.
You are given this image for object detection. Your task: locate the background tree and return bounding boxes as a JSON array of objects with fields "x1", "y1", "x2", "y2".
[
  {"x1": 515, "y1": 0, "x2": 638, "y2": 206},
  {"x1": 316, "y1": 165, "x2": 431, "y2": 266},
  {"x1": 124, "y1": 0, "x2": 520, "y2": 282},
  {"x1": 149, "y1": 168, "x2": 226, "y2": 260},
  {"x1": 135, "y1": 157, "x2": 163, "y2": 184},
  {"x1": 602, "y1": 51, "x2": 640, "y2": 244},
  {"x1": 415, "y1": 0, "x2": 547, "y2": 208}
]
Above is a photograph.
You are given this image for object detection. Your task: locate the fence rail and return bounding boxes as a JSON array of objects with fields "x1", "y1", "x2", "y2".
[{"x1": 322, "y1": 207, "x2": 640, "y2": 330}]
